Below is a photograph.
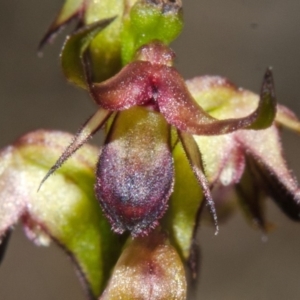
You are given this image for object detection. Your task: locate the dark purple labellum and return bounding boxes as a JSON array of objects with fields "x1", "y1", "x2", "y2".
[{"x1": 95, "y1": 107, "x2": 174, "y2": 237}]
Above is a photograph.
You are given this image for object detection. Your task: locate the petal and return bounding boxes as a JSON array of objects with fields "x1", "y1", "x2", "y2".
[
  {"x1": 39, "y1": 0, "x2": 86, "y2": 50},
  {"x1": 90, "y1": 61, "x2": 152, "y2": 109},
  {"x1": 185, "y1": 75, "x2": 240, "y2": 114},
  {"x1": 95, "y1": 107, "x2": 174, "y2": 237},
  {"x1": 236, "y1": 126, "x2": 300, "y2": 221},
  {"x1": 0, "y1": 130, "x2": 123, "y2": 297},
  {"x1": 0, "y1": 147, "x2": 25, "y2": 235},
  {"x1": 84, "y1": 0, "x2": 126, "y2": 82},
  {"x1": 194, "y1": 133, "x2": 245, "y2": 224},
  {"x1": 178, "y1": 131, "x2": 218, "y2": 233},
  {"x1": 164, "y1": 138, "x2": 204, "y2": 279},
  {"x1": 186, "y1": 72, "x2": 274, "y2": 122},
  {"x1": 39, "y1": 108, "x2": 111, "y2": 190},
  {"x1": 61, "y1": 18, "x2": 116, "y2": 89},
  {"x1": 162, "y1": 68, "x2": 275, "y2": 135},
  {"x1": 100, "y1": 231, "x2": 187, "y2": 300},
  {"x1": 276, "y1": 104, "x2": 300, "y2": 133},
  {"x1": 205, "y1": 184, "x2": 238, "y2": 223},
  {"x1": 193, "y1": 133, "x2": 239, "y2": 184},
  {"x1": 165, "y1": 140, "x2": 204, "y2": 260}
]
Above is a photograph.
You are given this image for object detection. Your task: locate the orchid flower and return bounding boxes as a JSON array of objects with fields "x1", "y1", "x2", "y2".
[{"x1": 39, "y1": 40, "x2": 276, "y2": 239}]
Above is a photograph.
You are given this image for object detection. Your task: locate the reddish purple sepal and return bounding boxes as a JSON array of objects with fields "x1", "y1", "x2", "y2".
[{"x1": 91, "y1": 42, "x2": 275, "y2": 135}]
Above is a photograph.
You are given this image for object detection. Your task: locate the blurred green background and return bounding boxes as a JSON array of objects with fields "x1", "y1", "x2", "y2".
[{"x1": 1, "y1": 1, "x2": 300, "y2": 299}]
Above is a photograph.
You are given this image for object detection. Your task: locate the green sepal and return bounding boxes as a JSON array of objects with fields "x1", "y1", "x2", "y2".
[
  {"x1": 0, "y1": 130, "x2": 124, "y2": 297},
  {"x1": 84, "y1": 0, "x2": 127, "y2": 82},
  {"x1": 164, "y1": 140, "x2": 203, "y2": 260},
  {"x1": 61, "y1": 18, "x2": 116, "y2": 89}
]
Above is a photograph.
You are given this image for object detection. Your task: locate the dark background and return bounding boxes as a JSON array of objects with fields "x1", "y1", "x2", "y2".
[{"x1": 1, "y1": 1, "x2": 300, "y2": 299}]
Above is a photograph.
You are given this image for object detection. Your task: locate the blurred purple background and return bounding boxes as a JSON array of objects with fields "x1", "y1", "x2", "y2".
[{"x1": 0, "y1": 1, "x2": 300, "y2": 299}]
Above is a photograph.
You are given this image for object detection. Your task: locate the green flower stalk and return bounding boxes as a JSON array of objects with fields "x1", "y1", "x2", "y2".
[{"x1": 0, "y1": 0, "x2": 300, "y2": 299}]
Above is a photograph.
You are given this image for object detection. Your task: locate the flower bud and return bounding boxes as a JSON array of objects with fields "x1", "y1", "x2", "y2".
[
  {"x1": 100, "y1": 231, "x2": 187, "y2": 300},
  {"x1": 121, "y1": 0, "x2": 183, "y2": 63}
]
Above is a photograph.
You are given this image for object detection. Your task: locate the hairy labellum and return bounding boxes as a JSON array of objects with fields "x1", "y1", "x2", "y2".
[{"x1": 95, "y1": 107, "x2": 174, "y2": 237}]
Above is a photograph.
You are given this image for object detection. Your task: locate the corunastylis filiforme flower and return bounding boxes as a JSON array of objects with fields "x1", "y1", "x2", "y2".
[{"x1": 39, "y1": 40, "x2": 277, "y2": 240}]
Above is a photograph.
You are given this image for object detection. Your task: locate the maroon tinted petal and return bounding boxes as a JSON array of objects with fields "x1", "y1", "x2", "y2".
[
  {"x1": 178, "y1": 131, "x2": 219, "y2": 234},
  {"x1": 39, "y1": 108, "x2": 111, "y2": 190},
  {"x1": 156, "y1": 67, "x2": 276, "y2": 135},
  {"x1": 236, "y1": 127, "x2": 300, "y2": 221},
  {"x1": 95, "y1": 107, "x2": 174, "y2": 237},
  {"x1": 193, "y1": 133, "x2": 244, "y2": 186},
  {"x1": 90, "y1": 61, "x2": 153, "y2": 110}
]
